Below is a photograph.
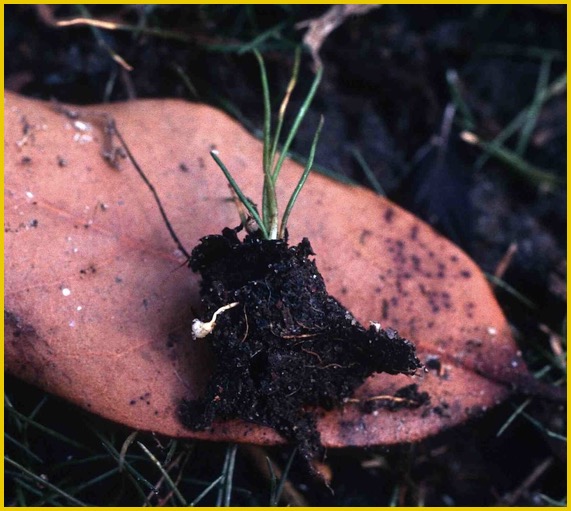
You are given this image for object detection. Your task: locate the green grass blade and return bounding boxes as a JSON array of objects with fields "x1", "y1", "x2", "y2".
[
  {"x1": 238, "y1": 22, "x2": 287, "y2": 55},
  {"x1": 254, "y1": 47, "x2": 271, "y2": 173},
  {"x1": 6, "y1": 456, "x2": 89, "y2": 507},
  {"x1": 461, "y1": 132, "x2": 564, "y2": 190},
  {"x1": 137, "y1": 441, "x2": 188, "y2": 506},
  {"x1": 271, "y1": 446, "x2": 297, "y2": 506},
  {"x1": 223, "y1": 444, "x2": 238, "y2": 506},
  {"x1": 279, "y1": 116, "x2": 323, "y2": 238},
  {"x1": 65, "y1": 467, "x2": 121, "y2": 499},
  {"x1": 119, "y1": 430, "x2": 138, "y2": 472},
  {"x1": 521, "y1": 411, "x2": 566, "y2": 442},
  {"x1": 485, "y1": 272, "x2": 537, "y2": 309},
  {"x1": 266, "y1": 457, "x2": 278, "y2": 506},
  {"x1": 51, "y1": 453, "x2": 139, "y2": 469},
  {"x1": 253, "y1": 50, "x2": 275, "y2": 232},
  {"x1": 171, "y1": 63, "x2": 199, "y2": 99},
  {"x1": 5, "y1": 406, "x2": 90, "y2": 452},
  {"x1": 496, "y1": 398, "x2": 531, "y2": 437},
  {"x1": 190, "y1": 475, "x2": 223, "y2": 506},
  {"x1": 446, "y1": 69, "x2": 476, "y2": 131},
  {"x1": 5, "y1": 433, "x2": 44, "y2": 463},
  {"x1": 536, "y1": 493, "x2": 567, "y2": 506},
  {"x1": 4, "y1": 393, "x2": 23, "y2": 433},
  {"x1": 475, "y1": 72, "x2": 566, "y2": 170},
  {"x1": 270, "y1": 48, "x2": 301, "y2": 169},
  {"x1": 516, "y1": 56, "x2": 552, "y2": 156},
  {"x1": 350, "y1": 146, "x2": 386, "y2": 196},
  {"x1": 10, "y1": 477, "x2": 45, "y2": 502},
  {"x1": 216, "y1": 443, "x2": 238, "y2": 506},
  {"x1": 87, "y1": 425, "x2": 152, "y2": 501},
  {"x1": 210, "y1": 151, "x2": 269, "y2": 238},
  {"x1": 271, "y1": 65, "x2": 323, "y2": 185}
]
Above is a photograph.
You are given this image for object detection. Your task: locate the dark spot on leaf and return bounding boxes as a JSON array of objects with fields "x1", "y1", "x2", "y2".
[
  {"x1": 359, "y1": 229, "x2": 372, "y2": 245},
  {"x1": 433, "y1": 401, "x2": 451, "y2": 418},
  {"x1": 466, "y1": 339, "x2": 483, "y2": 349},
  {"x1": 425, "y1": 355, "x2": 442, "y2": 373},
  {"x1": 381, "y1": 299, "x2": 389, "y2": 319},
  {"x1": 384, "y1": 207, "x2": 394, "y2": 223},
  {"x1": 20, "y1": 115, "x2": 31, "y2": 135},
  {"x1": 79, "y1": 264, "x2": 96, "y2": 276}
]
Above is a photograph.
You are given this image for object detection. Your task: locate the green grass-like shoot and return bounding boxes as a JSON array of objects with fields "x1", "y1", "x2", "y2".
[{"x1": 210, "y1": 49, "x2": 324, "y2": 240}]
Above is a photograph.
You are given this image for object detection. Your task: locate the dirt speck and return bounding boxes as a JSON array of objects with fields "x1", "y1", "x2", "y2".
[{"x1": 383, "y1": 207, "x2": 394, "y2": 223}]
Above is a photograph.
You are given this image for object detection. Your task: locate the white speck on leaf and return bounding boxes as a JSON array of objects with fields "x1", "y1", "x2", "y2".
[{"x1": 73, "y1": 120, "x2": 91, "y2": 132}]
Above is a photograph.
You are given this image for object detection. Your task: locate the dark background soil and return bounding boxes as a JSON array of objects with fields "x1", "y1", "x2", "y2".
[{"x1": 5, "y1": 4, "x2": 566, "y2": 506}]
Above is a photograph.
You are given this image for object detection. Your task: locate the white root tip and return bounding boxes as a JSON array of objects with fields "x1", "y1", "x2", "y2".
[{"x1": 191, "y1": 302, "x2": 239, "y2": 339}]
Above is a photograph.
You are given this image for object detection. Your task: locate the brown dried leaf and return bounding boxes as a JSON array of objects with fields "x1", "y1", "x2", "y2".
[{"x1": 4, "y1": 92, "x2": 552, "y2": 448}]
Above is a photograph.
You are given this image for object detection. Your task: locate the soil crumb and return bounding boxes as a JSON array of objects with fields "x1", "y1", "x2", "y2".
[{"x1": 179, "y1": 227, "x2": 421, "y2": 461}]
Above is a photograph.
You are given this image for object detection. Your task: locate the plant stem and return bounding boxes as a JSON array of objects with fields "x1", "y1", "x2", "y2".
[
  {"x1": 280, "y1": 116, "x2": 324, "y2": 238},
  {"x1": 271, "y1": 65, "x2": 323, "y2": 186},
  {"x1": 254, "y1": 50, "x2": 278, "y2": 237},
  {"x1": 214, "y1": 49, "x2": 324, "y2": 240},
  {"x1": 270, "y1": 48, "x2": 301, "y2": 169},
  {"x1": 210, "y1": 151, "x2": 269, "y2": 239}
]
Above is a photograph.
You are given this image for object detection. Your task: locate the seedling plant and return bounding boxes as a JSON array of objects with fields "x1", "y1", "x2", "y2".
[
  {"x1": 177, "y1": 49, "x2": 422, "y2": 466},
  {"x1": 209, "y1": 49, "x2": 323, "y2": 241}
]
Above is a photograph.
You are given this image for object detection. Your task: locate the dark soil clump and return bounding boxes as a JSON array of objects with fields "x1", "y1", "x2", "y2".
[{"x1": 178, "y1": 227, "x2": 421, "y2": 460}]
